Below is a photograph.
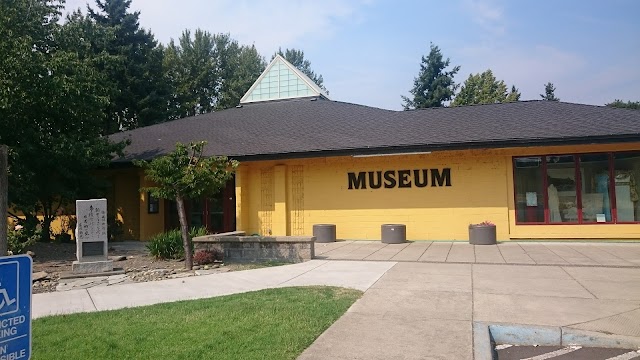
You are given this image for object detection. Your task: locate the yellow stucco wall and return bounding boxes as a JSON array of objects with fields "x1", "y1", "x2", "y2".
[
  {"x1": 106, "y1": 168, "x2": 141, "y2": 240},
  {"x1": 236, "y1": 142, "x2": 640, "y2": 240},
  {"x1": 138, "y1": 175, "x2": 165, "y2": 241}
]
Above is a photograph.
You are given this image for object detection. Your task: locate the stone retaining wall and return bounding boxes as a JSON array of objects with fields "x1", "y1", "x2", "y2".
[{"x1": 192, "y1": 235, "x2": 315, "y2": 263}]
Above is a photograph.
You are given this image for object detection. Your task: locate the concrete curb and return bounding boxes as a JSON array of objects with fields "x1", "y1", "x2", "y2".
[{"x1": 473, "y1": 322, "x2": 640, "y2": 360}]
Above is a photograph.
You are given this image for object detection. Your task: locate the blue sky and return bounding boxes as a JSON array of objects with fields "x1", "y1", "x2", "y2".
[{"x1": 64, "y1": 0, "x2": 640, "y2": 110}]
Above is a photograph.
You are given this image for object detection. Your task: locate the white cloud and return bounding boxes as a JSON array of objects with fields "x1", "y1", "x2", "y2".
[
  {"x1": 462, "y1": 0, "x2": 506, "y2": 36},
  {"x1": 63, "y1": 0, "x2": 373, "y2": 55}
]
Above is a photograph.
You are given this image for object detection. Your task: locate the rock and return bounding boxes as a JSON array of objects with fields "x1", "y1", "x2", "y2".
[
  {"x1": 212, "y1": 264, "x2": 220, "y2": 269},
  {"x1": 32, "y1": 271, "x2": 48, "y2": 282},
  {"x1": 195, "y1": 268, "x2": 231, "y2": 276},
  {"x1": 203, "y1": 265, "x2": 210, "y2": 270},
  {"x1": 110, "y1": 255, "x2": 127, "y2": 261},
  {"x1": 193, "y1": 265, "x2": 201, "y2": 270},
  {"x1": 26, "y1": 250, "x2": 35, "y2": 258}
]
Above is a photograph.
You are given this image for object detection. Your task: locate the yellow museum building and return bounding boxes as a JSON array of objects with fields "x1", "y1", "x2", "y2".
[{"x1": 107, "y1": 55, "x2": 640, "y2": 241}]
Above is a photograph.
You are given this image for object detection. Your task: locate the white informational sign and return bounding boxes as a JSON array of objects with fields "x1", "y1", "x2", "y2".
[{"x1": 526, "y1": 192, "x2": 538, "y2": 207}]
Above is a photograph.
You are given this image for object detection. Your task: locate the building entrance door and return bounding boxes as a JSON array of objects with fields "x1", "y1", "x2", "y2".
[{"x1": 164, "y1": 178, "x2": 236, "y2": 233}]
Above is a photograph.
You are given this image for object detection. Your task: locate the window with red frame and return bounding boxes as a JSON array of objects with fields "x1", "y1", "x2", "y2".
[{"x1": 513, "y1": 151, "x2": 640, "y2": 224}]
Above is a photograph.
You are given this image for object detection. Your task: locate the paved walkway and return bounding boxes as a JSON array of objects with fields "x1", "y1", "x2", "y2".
[
  {"x1": 33, "y1": 243, "x2": 640, "y2": 360},
  {"x1": 315, "y1": 241, "x2": 640, "y2": 267},
  {"x1": 298, "y1": 262, "x2": 640, "y2": 360},
  {"x1": 32, "y1": 260, "x2": 395, "y2": 318}
]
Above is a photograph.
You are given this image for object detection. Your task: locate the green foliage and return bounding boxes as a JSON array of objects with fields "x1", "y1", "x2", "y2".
[
  {"x1": 540, "y1": 82, "x2": 560, "y2": 101},
  {"x1": 135, "y1": 141, "x2": 238, "y2": 201},
  {"x1": 452, "y1": 69, "x2": 521, "y2": 106},
  {"x1": 7, "y1": 225, "x2": 40, "y2": 255},
  {"x1": 0, "y1": 0, "x2": 127, "y2": 241},
  {"x1": 164, "y1": 30, "x2": 266, "y2": 118},
  {"x1": 606, "y1": 100, "x2": 640, "y2": 110},
  {"x1": 33, "y1": 287, "x2": 362, "y2": 360},
  {"x1": 274, "y1": 48, "x2": 327, "y2": 93},
  {"x1": 86, "y1": 0, "x2": 170, "y2": 132},
  {"x1": 402, "y1": 43, "x2": 460, "y2": 110},
  {"x1": 147, "y1": 227, "x2": 208, "y2": 259},
  {"x1": 215, "y1": 36, "x2": 266, "y2": 110},
  {"x1": 147, "y1": 229, "x2": 183, "y2": 259},
  {"x1": 135, "y1": 142, "x2": 236, "y2": 269}
]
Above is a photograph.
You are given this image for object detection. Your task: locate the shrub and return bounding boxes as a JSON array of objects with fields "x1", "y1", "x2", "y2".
[
  {"x1": 147, "y1": 227, "x2": 209, "y2": 260},
  {"x1": 193, "y1": 249, "x2": 221, "y2": 265},
  {"x1": 7, "y1": 225, "x2": 40, "y2": 255}
]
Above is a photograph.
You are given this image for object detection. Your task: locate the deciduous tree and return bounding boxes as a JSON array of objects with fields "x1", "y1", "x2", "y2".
[
  {"x1": 402, "y1": 43, "x2": 460, "y2": 110},
  {"x1": 135, "y1": 142, "x2": 238, "y2": 269},
  {"x1": 452, "y1": 70, "x2": 520, "y2": 106},
  {"x1": 274, "y1": 48, "x2": 327, "y2": 93},
  {"x1": 0, "y1": 0, "x2": 126, "y2": 241},
  {"x1": 164, "y1": 31, "x2": 266, "y2": 118}
]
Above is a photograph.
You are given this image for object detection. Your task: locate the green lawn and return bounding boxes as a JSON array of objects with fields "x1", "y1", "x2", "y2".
[{"x1": 33, "y1": 286, "x2": 361, "y2": 360}]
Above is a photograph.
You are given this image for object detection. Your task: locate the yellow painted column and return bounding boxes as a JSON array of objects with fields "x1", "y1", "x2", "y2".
[
  {"x1": 272, "y1": 165, "x2": 288, "y2": 235},
  {"x1": 235, "y1": 167, "x2": 250, "y2": 232}
]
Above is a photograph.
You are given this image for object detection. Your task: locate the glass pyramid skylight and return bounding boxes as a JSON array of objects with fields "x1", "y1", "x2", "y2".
[{"x1": 240, "y1": 55, "x2": 329, "y2": 104}]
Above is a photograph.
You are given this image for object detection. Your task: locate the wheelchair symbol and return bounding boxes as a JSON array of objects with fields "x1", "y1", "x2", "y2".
[{"x1": 0, "y1": 282, "x2": 17, "y2": 310}]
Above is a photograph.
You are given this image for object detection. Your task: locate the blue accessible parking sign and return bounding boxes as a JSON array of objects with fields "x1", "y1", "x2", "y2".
[{"x1": 0, "y1": 255, "x2": 31, "y2": 360}]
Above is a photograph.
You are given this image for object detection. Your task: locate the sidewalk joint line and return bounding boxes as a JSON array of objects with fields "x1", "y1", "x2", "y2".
[
  {"x1": 275, "y1": 260, "x2": 330, "y2": 286},
  {"x1": 592, "y1": 244, "x2": 635, "y2": 266},
  {"x1": 564, "y1": 305, "x2": 640, "y2": 327},
  {"x1": 362, "y1": 262, "x2": 398, "y2": 294},
  {"x1": 85, "y1": 288, "x2": 98, "y2": 312},
  {"x1": 560, "y1": 266, "x2": 599, "y2": 299},
  {"x1": 443, "y1": 242, "x2": 454, "y2": 262},
  {"x1": 315, "y1": 241, "x2": 353, "y2": 256}
]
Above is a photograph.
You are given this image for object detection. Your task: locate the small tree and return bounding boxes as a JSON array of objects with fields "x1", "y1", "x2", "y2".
[
  {"x1": 452, "y1": 69, "x2": 520, "y2": 106},
  {"x1": 540, "y1": 82, "x2": 559, "y2": 101},
  {"x1": 401, "y1": 43, "x2": 460, "y2": 110},
  {"x1": 606, "y1": 100, "x2": 640, "y2": 110},
  {"x1": 134, "y1": 142, "x2": 238, "y2": 269}
]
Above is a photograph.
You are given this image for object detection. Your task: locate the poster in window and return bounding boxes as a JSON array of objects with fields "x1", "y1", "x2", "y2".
[{"x1": 526, "y1": 192, "x2": 538, "y2": 207}]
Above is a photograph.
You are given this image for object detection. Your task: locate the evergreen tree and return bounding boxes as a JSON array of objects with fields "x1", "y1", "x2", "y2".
[
  {"x1": 401, "y1": 43, "x2": 460, "y2": 110},
  {"x1": 452, "y1": 70, "x2": 520, "y2": 106},
  {"x1": 540, "y1": 82, "x2": 559, "y2": 101},
  {"x1": 274, "y1": 48, "x2": 327, "y2": 93},
  {"x1": 87, "y1": 0, "x2": 169, "y2": 132}
]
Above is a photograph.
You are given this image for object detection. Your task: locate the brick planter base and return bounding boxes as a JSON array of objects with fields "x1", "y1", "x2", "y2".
[{"x1": 192, "y1": 235, "x2": 315, "y2": 263}]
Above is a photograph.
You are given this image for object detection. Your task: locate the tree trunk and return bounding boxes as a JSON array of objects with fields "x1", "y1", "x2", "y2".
[
  {"x1": 0, "y1": 145, "x2": 7, "y2": 256},
  {"x1": 175, "y1": 196, "x2": 193, "y2": 269}
]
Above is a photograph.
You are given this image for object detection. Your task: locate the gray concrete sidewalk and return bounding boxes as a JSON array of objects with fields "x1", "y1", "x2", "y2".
[
  {"x1": 32, "y1": 260, "x2": 395, "y2": 318},
  {"x1": 32, "y1": 249, "x2": 640, "y2": 360},
  {"x1": 315, "y1": 241, "x2": 640, "y2": 267},
  {"x1": 298, "y1": 262, "x2": 640, "y2": 360}
]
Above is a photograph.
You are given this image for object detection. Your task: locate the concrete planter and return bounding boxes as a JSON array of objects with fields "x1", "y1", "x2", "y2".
[
  {"x1": 381, "y1": 224, "x2": 406, "y2": 244},
  {"x1": 313, "y1": 224, "x2": 336, "y2": 243},
  {"x1": 468, "y1": 224, "x2": 497, "y2": 245}
]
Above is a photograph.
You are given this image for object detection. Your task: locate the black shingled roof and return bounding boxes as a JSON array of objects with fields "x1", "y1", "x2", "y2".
[{"x1": 109, "y1": 99, "x2": 640, "y2": 162}]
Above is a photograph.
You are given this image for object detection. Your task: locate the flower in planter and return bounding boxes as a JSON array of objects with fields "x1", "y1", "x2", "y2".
[{"x1": 471, "y1": 220, "x2": 494, "y2": 226}]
